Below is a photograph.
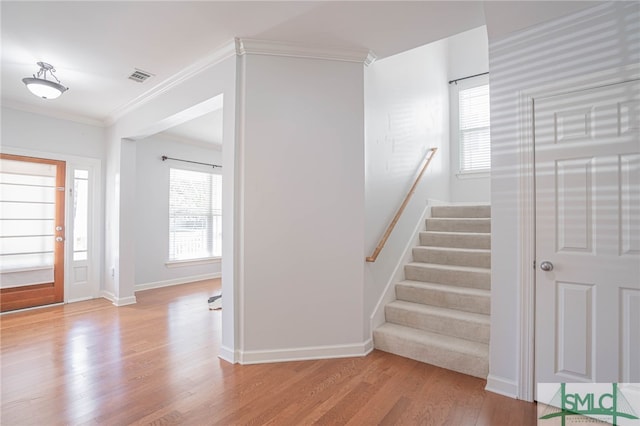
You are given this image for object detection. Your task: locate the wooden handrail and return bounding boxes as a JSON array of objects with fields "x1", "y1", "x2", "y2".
[{"x1": 366, "y1": 147, "x2": 438, "y2": 262}]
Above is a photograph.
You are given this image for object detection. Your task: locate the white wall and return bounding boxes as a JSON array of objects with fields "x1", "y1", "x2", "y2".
[
  {"x1": 485, "y1": 1, "x2": 639, "y2": 397},
  {"x1": 134, "y1": 134, "x2": 222, "y2": 289},
  {"x1": 364, "y1": 38, "x2": 450, "y2": 334},
  {"x1": 1, "y1": 107, "x2": 105, "y2": 159},
  {"x1": 105, "y1": 50, "x2": 238, "y2": 358},
  {"x1": 238, "y1": 52, "x2": 366, "y2": 359},
  {"x1": 447, "y1": 26, "x2": 491, "y2": 203}
]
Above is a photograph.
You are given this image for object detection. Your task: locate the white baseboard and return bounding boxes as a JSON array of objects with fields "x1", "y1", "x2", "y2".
[
  {"x1": 101, "y1": 290, "x2": 115, "y2": 303},
  {"x1": 135, "y1": 273, "x2": 221, "y2": 292},
  {"x1": 101, "y1": 290, "x2": 137, "y2": 306},
  {"x1": 66, "y1": 296, "x2": 94, "y2": 304},
  {"x1": 485, "y1": 374, "x2": 519, "y2": 399},
  {"x1": 218, "y1": 345, "x2": 238, "y2": 364},
  {"x1": 363, "y1": 338, "x2": 374, "y2": 355},
  {"x1": 238, "y1": 341, "x2": 371, "y2": 365}
]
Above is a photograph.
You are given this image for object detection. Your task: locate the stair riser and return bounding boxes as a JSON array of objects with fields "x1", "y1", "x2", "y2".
[
  {"x1": 373, "y1": 330, "x2": 488, "y2": 379},
  {"x1": 412, "y1": 247, "x2": 490, "y2": 268},
  {"x1": 396, "y1": 284, "x2": 490, "y2": 315},
  {"x1": 426, "y1": 219, "x2": 490, "y2": 233},
  {"x1": 404, "y1": 265, "x2": 490, "y2": 290},
  {"x1": 385, "y1": 305, "x2": 490, "y2": 344},
  {"x1": 420, "y1": 232, "x2": 490, "y2": 249},
  {"x1": 431, "y1": 205, "x2": 491, "y2": 218}
]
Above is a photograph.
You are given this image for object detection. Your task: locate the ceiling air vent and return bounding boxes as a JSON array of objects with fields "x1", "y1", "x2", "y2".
[{"x1": 128, "y1": 69, "x2": 154, "y2": 83}]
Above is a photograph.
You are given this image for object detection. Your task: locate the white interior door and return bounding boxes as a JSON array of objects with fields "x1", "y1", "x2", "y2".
[{"x1": 535, "y1": 80, "x2": 640, "y2": 385}]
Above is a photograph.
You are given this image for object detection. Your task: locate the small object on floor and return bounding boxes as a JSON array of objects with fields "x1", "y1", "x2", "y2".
[{"x1": 208, "y1": 294, "x2": 222, "y2": 310}]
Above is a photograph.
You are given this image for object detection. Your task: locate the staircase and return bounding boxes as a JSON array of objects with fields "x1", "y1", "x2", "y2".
[{"x1": 373, "y1": 205, "x2": 491, "y2": 379}]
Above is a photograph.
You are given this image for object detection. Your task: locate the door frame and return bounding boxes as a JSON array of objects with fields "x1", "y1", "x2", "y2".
[
  {"x1": 516, "y1": 64, "x2": 640, "y2": 401},
  {"x1": 0, "y1": 153, "x2": 65, "y2": 310},
  {"x1": 0, "y1": 147, "x2": 102, "y2": 305}
]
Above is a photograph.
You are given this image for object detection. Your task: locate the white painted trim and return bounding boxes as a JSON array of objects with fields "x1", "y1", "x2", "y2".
[
  {"x1": 517, "y1": 90, "x2": 536, "y2": 403},
  {"x1": 362, "y1": 338, "x2": 374, "y2": 355},
  {"x1": 124, "y1": 94, "x2": 224, "y2": 141},
  {"x1": 165, "y1": 257, "x2": 221, "y2": 268},
  {"x1": 218, "y1": 346, "x2": 239, "y2": 364},
  {"x1": 113, "y1": 296, "x2": 137, "y2": 306},
  {"x1": 369, "y1": 201, "x2": 436, "y2": 335},
  {"x1": 105, "y1": 39, "x2": 237, "y2": 125},
  {"x1": 2, "y1": 101, "x2": 105, "y2": 127},
  {"x1": 236, "y1": 38, "x2": 375, "y2": 65},
  {"x1": 101, "y1": 290, "x2": 136, "y2": 306},
  {"x1": 0, "y1": 146, "x2": 103, "y2": 306},
  {"x1": 485, "y1": 374, "x2": 519, "y2": 398},
  {"x1": 66, "y1": 296, "x2": 94, "y2": 304},
  {"x1": 238, "y1": 341, "x2": 371, "y2": 365},
  {"x1": 0, "y1": 146, "x2": 102, "y2": 170},
  {"x1": 455, "y1": 171, "x2": 490, "y2": 180},
  {"x1": 135, "y1": 272, "x2": 221, "y2": 292},
  {"x1": 235, "y1": 52, "x2": 248, "y2": 365},
  {"x1": 515, "y1": 63, "x2": 640, "y2": 401}
]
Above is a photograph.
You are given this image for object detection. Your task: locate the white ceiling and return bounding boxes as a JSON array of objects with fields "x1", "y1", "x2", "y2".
[{"x1": 1, "y1": 1, "x2": 601, "y2": 144}]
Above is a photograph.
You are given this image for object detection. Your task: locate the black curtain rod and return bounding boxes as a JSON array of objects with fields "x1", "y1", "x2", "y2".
[
  {"x1": 161, "y1": 155, "x2": 222, "y2": 169},
  {"x1": 448, "y1": 72, "x2": 489, "y2": 85}
]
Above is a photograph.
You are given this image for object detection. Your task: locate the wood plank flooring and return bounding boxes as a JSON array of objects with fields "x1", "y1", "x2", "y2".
[{"x1": 0, "y1": 279, "x2": 537, "y2": 425}]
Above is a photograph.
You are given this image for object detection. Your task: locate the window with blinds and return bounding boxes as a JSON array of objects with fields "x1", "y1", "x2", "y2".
[
  {"x1": 168, "y1": 169, "x2": 221, "y2": 261},
  {"x1": 0, "y1": 159, "x2": 56, "y2": 273},
  {"x1": 459, "y1": 83, "x2": 491, "y2": 173}
]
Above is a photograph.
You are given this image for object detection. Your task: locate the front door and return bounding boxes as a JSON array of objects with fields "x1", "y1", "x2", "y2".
[
  {"x1": 534, "y1": 80, "x2": 640, "y2": 384},
  {"x1": 0, "y1": 154, "x2": 66, "y2": 311}
]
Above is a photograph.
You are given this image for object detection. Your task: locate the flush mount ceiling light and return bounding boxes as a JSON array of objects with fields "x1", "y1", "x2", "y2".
[{"x1": 22, "y1": 62, "x2": 69, "y2": 99}]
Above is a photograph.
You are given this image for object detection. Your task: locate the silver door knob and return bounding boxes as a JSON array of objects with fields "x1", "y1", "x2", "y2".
[
  {"x1": 540, "y1": 261, "x2": 553, "y2": 271},
  {"x1": 55, "y1": 236, "x2": 64, "y2": 242}
]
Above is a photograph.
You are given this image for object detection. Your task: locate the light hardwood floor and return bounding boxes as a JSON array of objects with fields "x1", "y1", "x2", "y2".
[{"x1": 1, "y1": 279, "x2": 537, "y2": 425}]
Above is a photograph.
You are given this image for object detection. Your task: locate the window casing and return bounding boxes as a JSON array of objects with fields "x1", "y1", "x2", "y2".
[
  {"x1": 458, "y1": 81, "x2": 491, "y2": 174},
  {"x1": 168, "y1": 169, "x2": 221, "y2": 261}
]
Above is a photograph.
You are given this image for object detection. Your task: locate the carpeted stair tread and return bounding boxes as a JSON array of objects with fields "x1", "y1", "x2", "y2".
[
  {"x1": 396, "y1": 280, "x2": 491, "y2": 298},
  {"x1": 431, "y1": 206, "x2": 491, "y2": 218},
  {"x1": 385, "y1": 300, "x2": 490, "y2": 343},
  {"x1": 419, "y1": 231, "x2": 491, "y2": 249},
  {"x1": 426, "y1": 218, "x2": 491, "y2": 233},
  {"x1": 431, "y1": 205, "x2": 491, "y2": 218},
  {"x1": 373, "y1": 323, "x2": 489, "y2": 378},
  {"x1": 415, "y1": 246, "x2": 491, "y2": 253},
  {"x1": 404, "y1": 263, "x2": 491, "y2": 290},
  {"x1": 412, "y1": 246, "x2": 491, "y2": 268},
  {"x1": 395, "y1": 280, "x2": 491, "y2": 314},
  {"x1": 387, "y1": 300, "x2": 490, "y2": 325},
  {"x1": 406, "y1": 262, "x2": 489, "y2": 273}
]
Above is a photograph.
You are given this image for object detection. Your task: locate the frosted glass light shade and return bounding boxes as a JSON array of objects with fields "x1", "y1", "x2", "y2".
[{"x1": 22, "y1": 77, "x2": 67, "y2": 99}]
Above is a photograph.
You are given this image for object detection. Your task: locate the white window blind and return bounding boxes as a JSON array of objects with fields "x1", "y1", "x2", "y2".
[
  {"x1": 459, "y1": 84, "x2": 491, "y2": 173},
  {"x1": 169, "y1": 169, "x2": 221, "y2": 261},
  {"x1": 0, "y1": 159, "x2": 56, "y2": 272}
]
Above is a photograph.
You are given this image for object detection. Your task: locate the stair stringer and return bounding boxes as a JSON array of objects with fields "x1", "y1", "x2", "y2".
[{"x1": 368, "y1": 199, "x2": 448, "y2": 337}]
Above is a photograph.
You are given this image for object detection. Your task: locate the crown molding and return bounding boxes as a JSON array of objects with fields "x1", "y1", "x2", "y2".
[
  {"x1": 1, "y1": 99, "x2": 105, "y2": 127},
  {"x1": 236, "y1": 38, "x2": 376, "y2": 66},
  {"x1": 103, "y1": 38, "x2": 377, "y2": 127},
  {"x1": 104, "y1": 39, "x2": 237, "y2": 126}
]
